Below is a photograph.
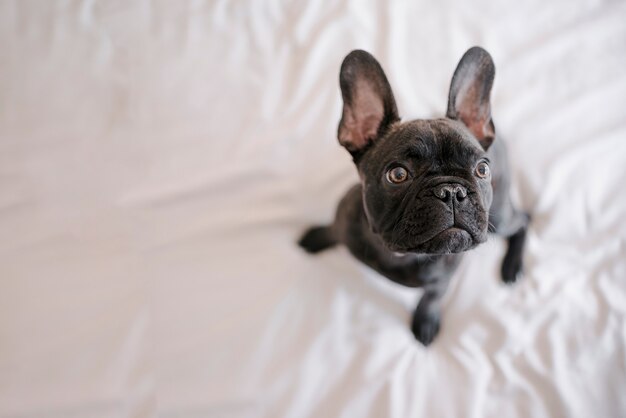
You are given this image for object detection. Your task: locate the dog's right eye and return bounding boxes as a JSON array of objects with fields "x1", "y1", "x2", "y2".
[
  {"x1": 386, "y1": 166, "x2": 409, "y2": 184},
  {"x1": 475, "y1": 161, "x2": 490, "y2": 179}
]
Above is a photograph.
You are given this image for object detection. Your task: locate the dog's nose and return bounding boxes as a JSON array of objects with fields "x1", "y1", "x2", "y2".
[{"x1": 434, "y1": 184, "x2": 467, "y2": 202}]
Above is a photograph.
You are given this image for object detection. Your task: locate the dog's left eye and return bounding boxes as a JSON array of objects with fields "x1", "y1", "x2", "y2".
[
  {"x1": 386, "y1": 166, "x2": 409, "y2": 184},
  {"x1": 475, "y1": 161, "x2": 490, "y2": 179}
]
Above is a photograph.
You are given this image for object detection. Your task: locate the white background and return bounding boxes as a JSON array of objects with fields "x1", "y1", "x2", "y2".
[{"x1": 1, "y1": 1, "x2": 626, "y2": 417}]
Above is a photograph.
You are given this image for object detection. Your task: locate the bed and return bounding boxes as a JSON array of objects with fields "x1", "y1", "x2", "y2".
[{"x1": 1, "y1": 0, "x2": 625, "y2": 417}]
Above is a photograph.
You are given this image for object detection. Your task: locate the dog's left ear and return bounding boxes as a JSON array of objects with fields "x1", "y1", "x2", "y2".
[
  {"x1": 446, "y1": 47, "x2": 496, "y2": 150},
  {"x1": 338, "y1": 50, "x2": 399, "y2": 158}
]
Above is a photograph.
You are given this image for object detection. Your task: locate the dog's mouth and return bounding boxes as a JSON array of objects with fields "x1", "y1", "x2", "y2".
[
  {"x1": 375, "y1": 189, "x2": 490, "y2": 255},
  {"x1": 419, "y1": 227, "x2": 474, "y2": 253},
  {"x1": 386, "y1": 225, "x2": 481, "y2": 255}
]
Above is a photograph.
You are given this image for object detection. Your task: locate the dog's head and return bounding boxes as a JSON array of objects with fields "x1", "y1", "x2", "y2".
[{"x1": 338, "y1": 47, "x2": 496, "y2": 254}]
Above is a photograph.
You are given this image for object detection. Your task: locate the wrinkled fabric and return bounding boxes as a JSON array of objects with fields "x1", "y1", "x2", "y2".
[{"x1": 1, "y1": 1, "x2": 625, "y2": 417}]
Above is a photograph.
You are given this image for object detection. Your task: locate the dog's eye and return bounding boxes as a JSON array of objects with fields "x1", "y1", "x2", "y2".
[
  {"x1": 386, "y1": 166, "x2": 409, "y2": 184},
  {"x1": 475, "y1": 162, "x2": 490, "y2": 179}
]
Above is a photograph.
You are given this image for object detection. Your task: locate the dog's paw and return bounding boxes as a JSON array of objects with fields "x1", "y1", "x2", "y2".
[
  {"x1": 501, "y1": 251, "x2": 523, "y2": 284},
  {"x1": 501, "y1": 225, "x2": 527, "y2": 285},
  {"x1": 298, "y1": 226, "x2": 336, "y2": 254},
  {"x1": 411, "y1": 309, "x2": 440, "y2": 346}
]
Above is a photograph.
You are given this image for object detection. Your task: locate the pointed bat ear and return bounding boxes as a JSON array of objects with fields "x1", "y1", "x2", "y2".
[
  {"x1": 446, "y1": 47, "x2": 496, "y2": 150},
  {"x1": 337, "y1": 50, "x2": 399, "y2": 158}
]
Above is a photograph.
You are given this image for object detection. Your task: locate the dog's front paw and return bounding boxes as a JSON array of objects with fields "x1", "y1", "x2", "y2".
[
  {"x1": 501, "y1": 250, "x2": 522, "y2": 284},
  {"x1": 298, "y1": 226, "x2": 337, "y2": 254},
  {"x1": 411, "y1": 309, "x2": 440, "y2": 346},
  {"x1": 501, "y1": 225, "x2": 527, "y2": 284}
]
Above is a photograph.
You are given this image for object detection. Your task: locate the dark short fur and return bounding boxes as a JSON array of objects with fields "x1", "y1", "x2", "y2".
[{"x1": 299, "y1": 47, "x2": 529, "y2": 345}]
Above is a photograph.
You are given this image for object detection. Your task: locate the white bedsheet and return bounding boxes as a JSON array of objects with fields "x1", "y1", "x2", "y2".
[{"x1": 1, "y1": 1, "x2": 625, "y2": 417}]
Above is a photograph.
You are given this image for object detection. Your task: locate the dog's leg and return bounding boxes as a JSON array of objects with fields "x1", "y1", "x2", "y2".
[
  {"x1": 500, "y1": 212, "x2": 530, "y2": 284},
  {"x1": 298, "y1": 225, "x2": 337, "y2": 254},
  {"x1": 411, "y1": 277, "x2": 450, "y2": 346},
  {"x1": 491, "y1": 200, "x2": 530, "y2": 284}
]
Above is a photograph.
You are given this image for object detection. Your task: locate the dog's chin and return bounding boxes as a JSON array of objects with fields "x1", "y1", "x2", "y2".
[{"x1": 389, "y1": 227, "x2": 481, "y2": 255}]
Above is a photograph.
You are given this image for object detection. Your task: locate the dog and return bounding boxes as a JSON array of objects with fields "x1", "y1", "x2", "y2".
[{"x1": 298, "y1": 47, "x2": 529, "y2": 346}]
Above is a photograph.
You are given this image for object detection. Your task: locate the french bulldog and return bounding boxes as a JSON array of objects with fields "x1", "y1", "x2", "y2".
[{"x1": 298, "y1": 47, "x2": 529, "y2": 346}]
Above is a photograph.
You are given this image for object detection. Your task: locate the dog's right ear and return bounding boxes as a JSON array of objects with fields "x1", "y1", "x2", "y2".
[
  {"x1": 338, "y1": 50, "x2": 399, "y2": 158},
  {"x1": 446, "y1": 47, "x2": 496, "y2": 150}
]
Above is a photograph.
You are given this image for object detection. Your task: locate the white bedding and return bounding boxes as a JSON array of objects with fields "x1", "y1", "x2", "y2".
[{"x1": 1, "y1": 1, "x2": 626, "y2": 417}]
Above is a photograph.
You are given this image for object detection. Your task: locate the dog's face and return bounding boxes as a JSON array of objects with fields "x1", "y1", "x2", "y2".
[
  {"x1": 337, "y1": 48, "x2": 497, "y2": 254},
  {"x1": 357, "y1": 118, "x2": 493, "y2": 254}
]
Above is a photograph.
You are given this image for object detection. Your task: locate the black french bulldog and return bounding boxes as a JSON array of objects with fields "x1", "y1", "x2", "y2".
[{"x1": 298, "y1": 47, "x2": 529, "y2": 346}]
